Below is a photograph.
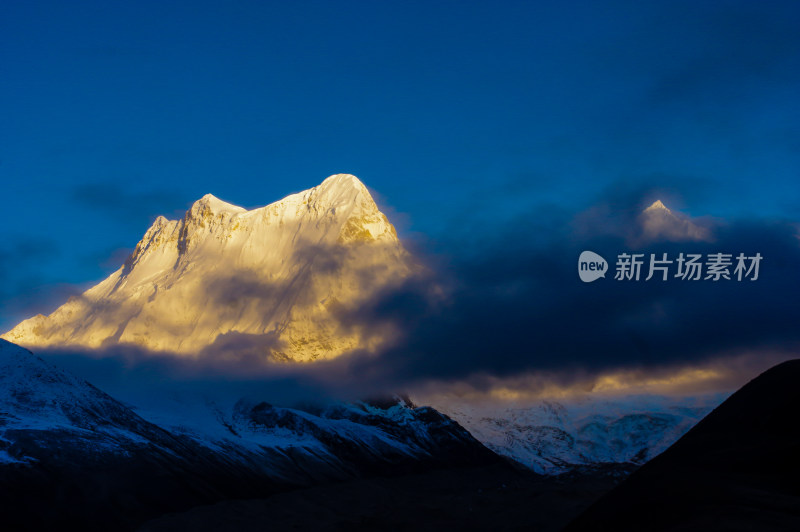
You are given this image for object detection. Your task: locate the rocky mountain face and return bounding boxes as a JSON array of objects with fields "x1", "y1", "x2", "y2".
[
  {"x1": 3, "y1": 174, "x2": 410, "y2": 361},
  {"x1": 0, "y1": 339, "x2": 498, "y2": 531}
]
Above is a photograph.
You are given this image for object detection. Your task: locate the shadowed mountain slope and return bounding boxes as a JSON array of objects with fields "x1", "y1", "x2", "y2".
[{"x1": 566, "y1": 359, "x2": 800, "y2": 531}]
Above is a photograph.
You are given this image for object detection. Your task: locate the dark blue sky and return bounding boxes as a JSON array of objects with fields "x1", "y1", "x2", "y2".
[{"x1": 1, "y1": 0, "x2": 799, "y2": 330}]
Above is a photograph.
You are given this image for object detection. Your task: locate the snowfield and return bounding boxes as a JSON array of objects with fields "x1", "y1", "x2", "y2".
[{"x1": 428, "y1": 394, "x2": 725, "y2": 474}]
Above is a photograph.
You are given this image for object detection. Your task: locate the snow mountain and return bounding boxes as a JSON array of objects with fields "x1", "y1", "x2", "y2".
[
  {"x1": 0, "y1": 339, "x2": 497, "y2": 531},
  {"x1": 0, "y1": 177, "x2": 724, "y2": 486},
  {"x1": 639, "y1": 199, "x2": 711, "y2": 242},
  {"x1": 429, "y1": 394, "x2": 723, "y2": 474},
  {"x1": 3, "y1": 174, "x2": 410, "y2": 361}
]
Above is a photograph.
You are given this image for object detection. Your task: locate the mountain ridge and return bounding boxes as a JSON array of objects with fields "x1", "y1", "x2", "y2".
[
  {"x1": 3, "y1": 174, "x2": 410, "y2": 361},
  {"x1": 0, "y1": 338, "x2": 499, "y2": 531}
]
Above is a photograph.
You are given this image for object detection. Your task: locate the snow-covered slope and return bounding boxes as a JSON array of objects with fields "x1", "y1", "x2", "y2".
[
  {"x1": 429, "y1": 394, "x2": 724, "y2": 474},
  {"x1": 0, "y1": 339, "x2": 497, "y2": 529},
  {"x1": 0, "y1": 339, "x2": 182, "y2": 465},
  {"x1": 3, "y1": 174, "x2": 410, "y2": 361},
  {"x1": 0, "y1": 339, "x2": 489, "y2": 473},
  {"x1": 129, "y1": 393, "x2": 491, "y2": 480}
]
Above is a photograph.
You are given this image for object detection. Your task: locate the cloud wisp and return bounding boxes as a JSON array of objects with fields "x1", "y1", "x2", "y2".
[{"x1": 16, "y1": 181, "x2": 800, "y2": 405}]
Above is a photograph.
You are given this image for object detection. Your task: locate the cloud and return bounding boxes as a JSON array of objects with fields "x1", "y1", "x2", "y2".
[
  {"x1": 0, "y1": 238, "x2": 87, "y2": 330},
  {"x1": 639, "y1": 203, "x2": 712, "y2": 243},
  {"x1": 20, "y1": 183, "x2": 800, "y2": 405},
  {"x1": 640, "y1": 2, "x2": 800, "y2": 107},
  {"x1": 412, "y1": 350, "x2": 791, "y2": 406},
  {"x1": 70, "y1": 183, "x2": 186, "y2": 225},
  {"x1": 33, "y1": 344, "x2": 343, "y2": 407},
  {"x1": 199, "y1": 331, "x2": 286, "y2": 364},
  {"x1": 571, "y1": 179, "x2": 719, "y2": 246},
  {"x1": 327, "y1": 190, "x2": 800, "y2": 392}
]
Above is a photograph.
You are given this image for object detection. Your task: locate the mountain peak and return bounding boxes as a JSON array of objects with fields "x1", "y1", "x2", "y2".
[
  {"x1": 639, "y1": 199, "x2": 712, "y2": 243},
  {"x1": 321, "y1": 173, "x2": 366, "y2": 189},
  {"x1": 3, "y1": 173, "x2": 409, "y2": 361},
  {"x1": 644, "y1": 199, "x2": 670, "y2": 213},
  {"x1": 308, "y1": 174, "x2": 375, "y2": 210},
  {"x1": 189, "y1": 194, "x2": 246, "y2": 216}
]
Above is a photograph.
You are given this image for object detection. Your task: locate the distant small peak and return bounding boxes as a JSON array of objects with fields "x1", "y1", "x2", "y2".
[{"x1": 644, "y1": 199, "x2": 670, "y2": 213}]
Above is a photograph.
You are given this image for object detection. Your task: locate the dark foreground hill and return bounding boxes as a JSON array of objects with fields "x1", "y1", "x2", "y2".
[
  {"x1": 566, "y1": 359, "x2": 800, "y2": 532},
  {"x1": 138, "y1": 464, "x2": 629, "y2": 532}
]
